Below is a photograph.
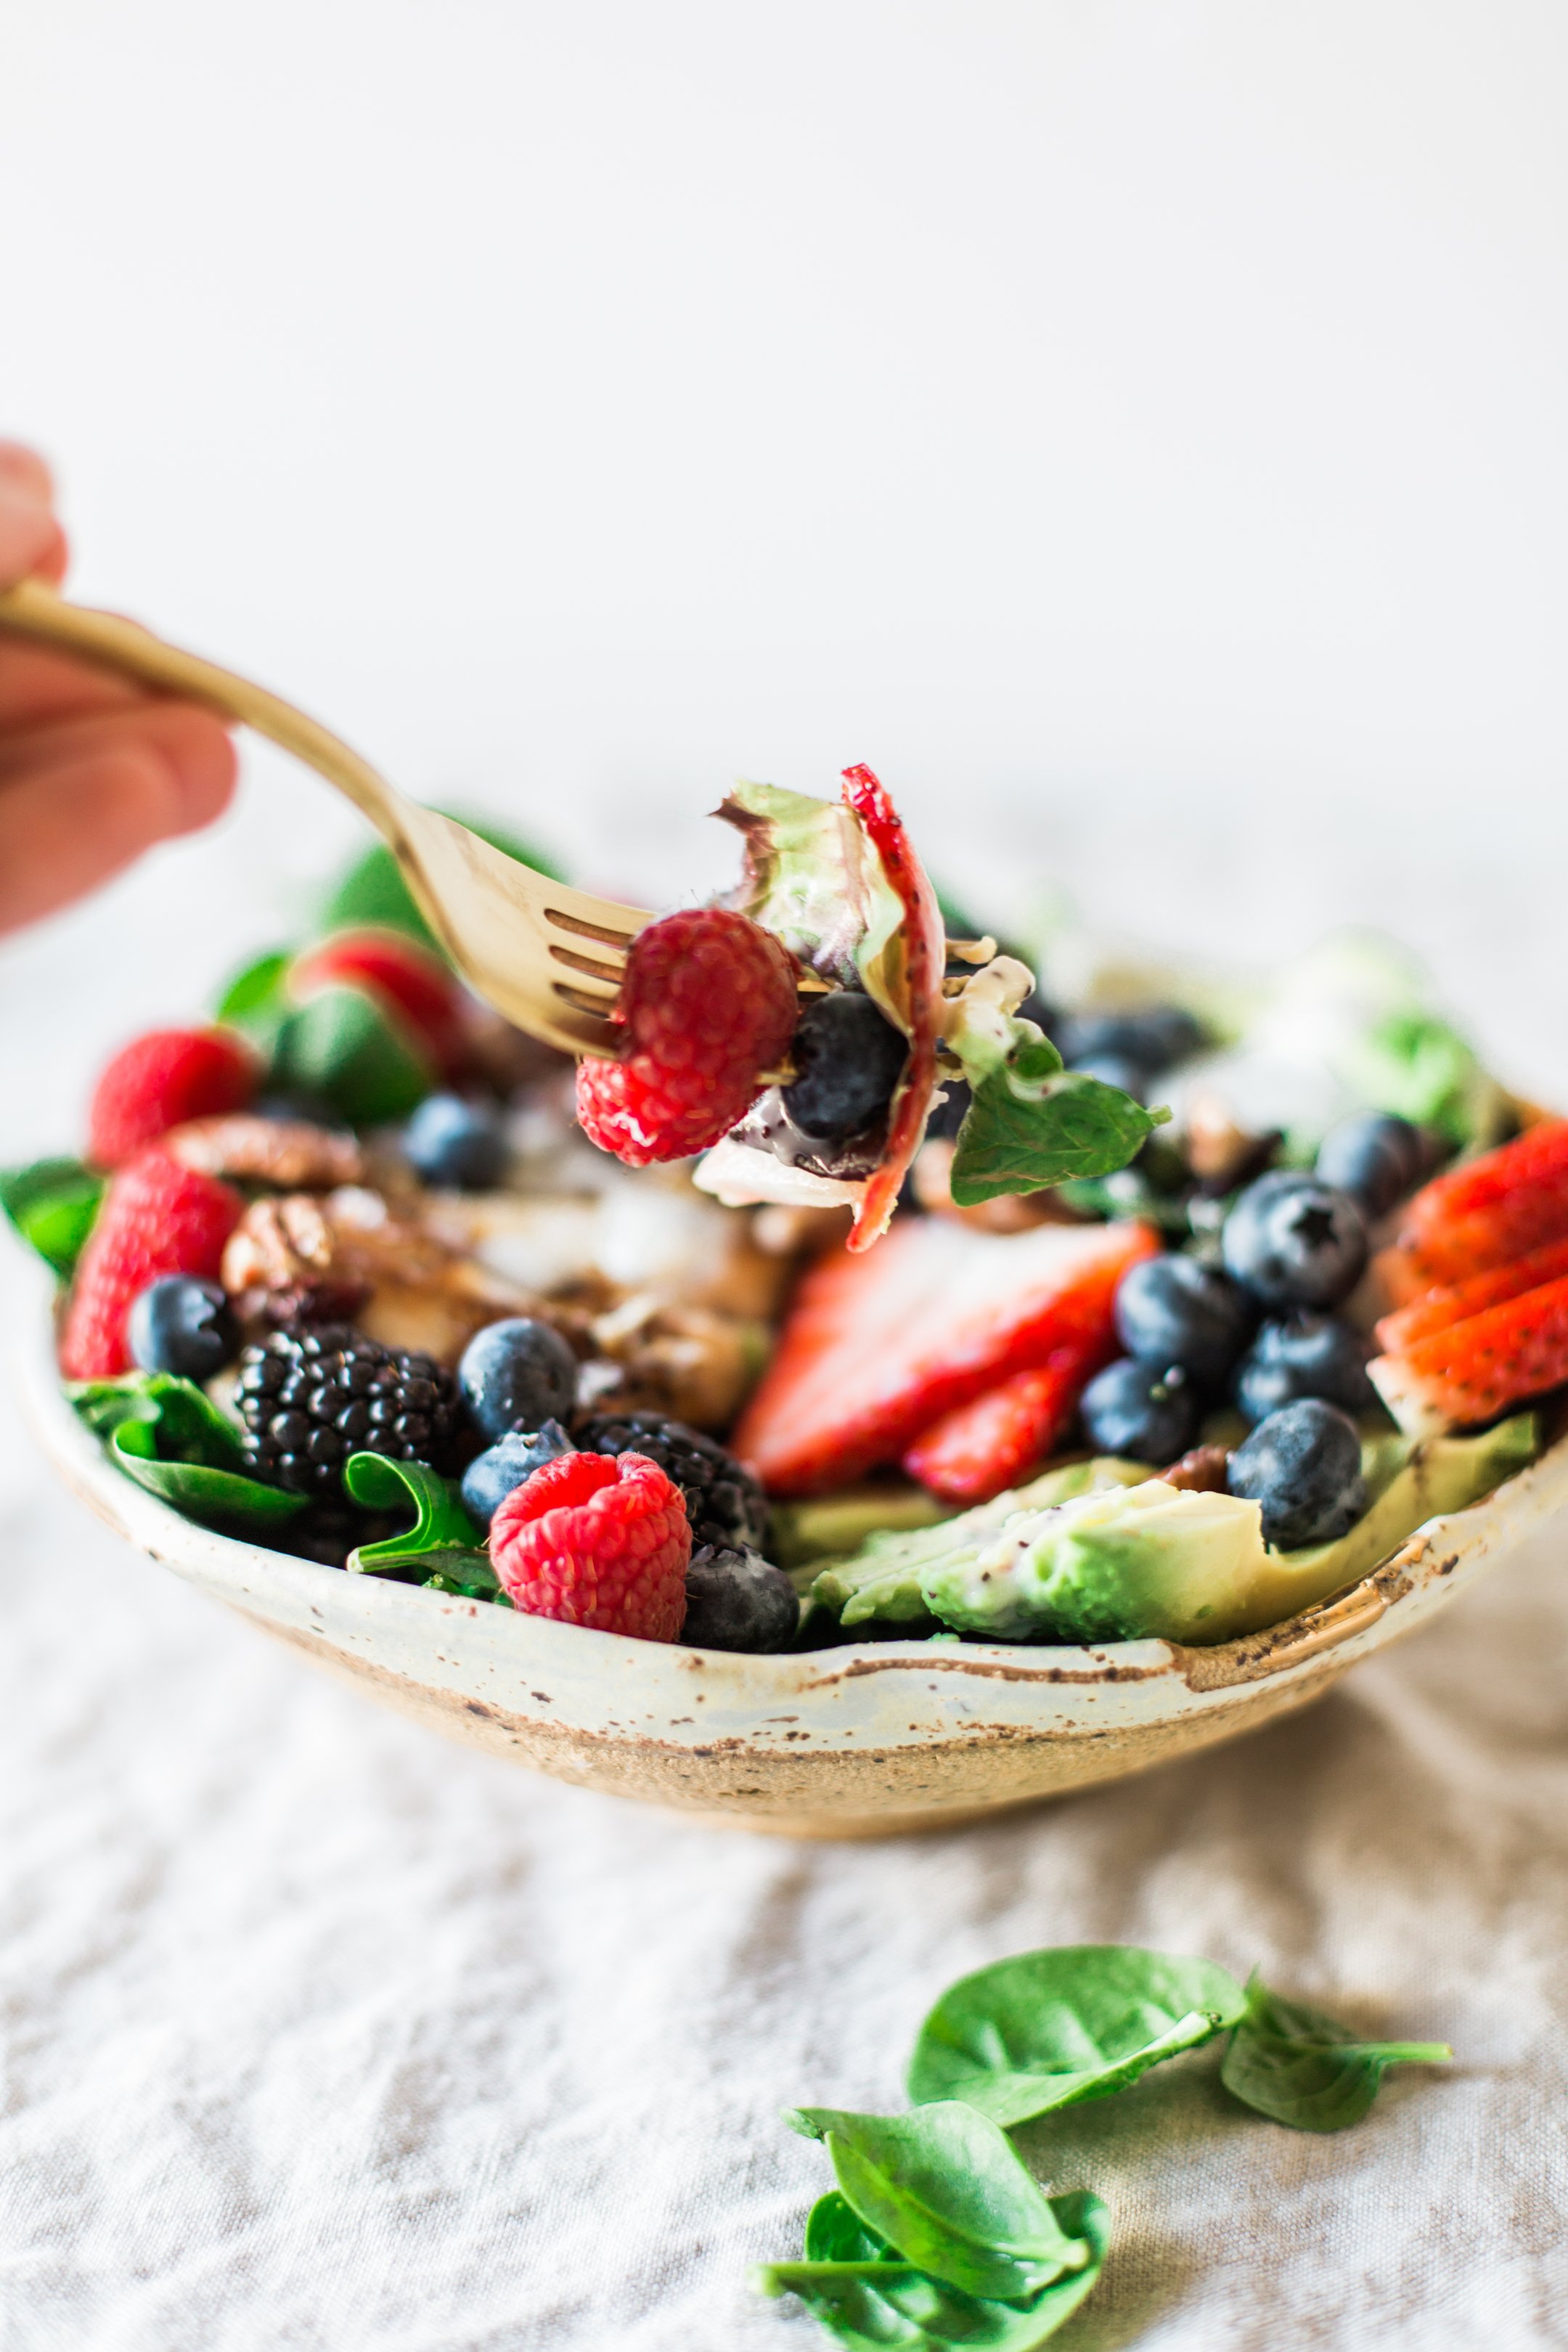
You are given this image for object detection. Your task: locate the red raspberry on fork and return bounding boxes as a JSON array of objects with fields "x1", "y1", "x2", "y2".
[
  {"x1": 575, "y1": 907, "x2": 799, "y2": 1166},
  {"x1": 489, "y1": 1450, "x2": 692, "y2": 1641}
]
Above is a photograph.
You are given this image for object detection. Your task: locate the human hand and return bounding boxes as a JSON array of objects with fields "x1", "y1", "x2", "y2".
[{"x1": 0, "y1": 444, "x2": 237, "y2": 936}]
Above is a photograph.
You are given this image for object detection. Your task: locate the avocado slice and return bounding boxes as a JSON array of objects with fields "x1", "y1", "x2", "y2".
[
  {"x1": 805, "y1": 1417, "x2": 1540, "y2": 1647},
  {"x1": 1228, "y1": 1410, "x2": 1540, "y2": 1639},
  {"x1": 809, "y1": 1458, "x2": 1151, "y2": 1630}
]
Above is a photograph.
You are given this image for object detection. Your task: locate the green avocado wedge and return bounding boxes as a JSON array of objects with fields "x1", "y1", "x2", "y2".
[
  {"x1": 1226, "y1": 1411, "x2": 1540, "y2": 1641},
  {"x1": 809, "y1": 1458, "x2": 1151, "y2": 1630},
  {"x1": 807, "y1": 1417, "x2": 1538, "y2": 1648}
]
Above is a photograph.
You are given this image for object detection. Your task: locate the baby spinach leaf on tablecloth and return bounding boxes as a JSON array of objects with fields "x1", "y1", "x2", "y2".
[
  {"x1": 785, "y1": 2102, "x2": 1088, "y2": 2302},
  {"x1": 907, "y1": 1944, "x2": 1247, "y2": 2126},
  {"x1": 1, "y1": 1156, "x2": 104, "y2": 1277},
  {"x1": 755, "y1": 2189, "x2": 1111, "y2": 2351},
  {"x1": 343, "y1": 1453, "x2": 483, "y2": 1575},
  {"x1": 1220, "y1": 1973, "x2": 1452, "y2": 2133},
  {"x1": 70, "y1": 1373, "x2": 309, "y2": 1532}
]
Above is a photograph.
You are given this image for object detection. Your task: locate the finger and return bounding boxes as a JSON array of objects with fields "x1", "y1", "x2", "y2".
[
  {"x1": 0, "y1": 465, "x2": 64, "y2": 591},
  {"x1": 0, "y1": 634, "x2": 160, "y2": 731},
  {"x1": 0, "y1": 706, "x2": 237, "y2": 936},
  {"x1": 0, "y1": 441, "x2": 55, "y2": 503}
]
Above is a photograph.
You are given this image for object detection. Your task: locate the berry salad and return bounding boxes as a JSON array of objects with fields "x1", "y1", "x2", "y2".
[{"x1": 12, "y1": 767, "x2": 1563, "y2": 1656}]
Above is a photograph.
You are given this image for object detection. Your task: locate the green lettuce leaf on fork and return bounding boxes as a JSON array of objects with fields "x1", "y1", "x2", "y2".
[{"x1": 939, "y1": 955, "x2": 1166, "y2": 1205}]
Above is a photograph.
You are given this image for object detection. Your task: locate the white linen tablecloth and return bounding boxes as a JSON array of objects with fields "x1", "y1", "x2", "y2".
[{"x1": 6, "y1": 1219, "x2": 1568, "y2": 2349}]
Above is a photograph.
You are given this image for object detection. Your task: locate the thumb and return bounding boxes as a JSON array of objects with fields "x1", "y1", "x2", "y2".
[{"x1": 0, "y1": 444, "x2": 68, "y2": 589}]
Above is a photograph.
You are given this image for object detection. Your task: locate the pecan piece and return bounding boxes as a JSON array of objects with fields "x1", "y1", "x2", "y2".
[{"x1": 165, "y1": 1115, "x2": 365, "y2": 1191}]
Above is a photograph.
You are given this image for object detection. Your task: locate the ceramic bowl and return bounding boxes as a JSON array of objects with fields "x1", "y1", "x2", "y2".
[{"x1": 25, "y1": 1310, "x2": 1568, "y2": 1839}]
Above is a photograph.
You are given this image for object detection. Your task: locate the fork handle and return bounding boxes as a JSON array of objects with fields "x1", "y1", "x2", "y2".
[{"x1": 0, "y1": 576, "x2": 415, "y2": 849}]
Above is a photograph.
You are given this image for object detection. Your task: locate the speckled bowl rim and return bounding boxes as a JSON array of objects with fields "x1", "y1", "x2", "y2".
[{"x1": 19, "y1": 1218, "x2": 1568, "y2": 1836}]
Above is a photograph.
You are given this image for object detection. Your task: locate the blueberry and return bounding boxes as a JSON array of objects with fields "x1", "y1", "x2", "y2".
[
  {"x1": 1221, "y1": 1171, "x2": 1368, "y2": 1310},
  {"x1": 458, "y1": 1318, "x2": 578, "y2": 1440},
  {"x1": 680, "y1": 1545, "x2": 800, "y2": 1652},
  {"x1": 127, "y1": 1278, "x2": 239, "y2": 1381},
  {"x1": 403, "y1": 1093, "x2": 509, "y2": 1190},
  {"x1": 460, "y1": 1420, "x2": 573, "y2": 1530},
  {"x1": 1114, "y1": 1254, "x2": 1254, "y2": 1382},
  {"x1": 782, "y1": 992, "x2": 908, "y2": 1141},
  {"x1": 1228, "y1": 1400, "x2": 1368, "y2": 1549},
  {"x1": 1067, "y1": 1052, "x2": 1148, "y2": 1103},
  {"x1": 1055, "y1": 1005, "x2": 1204, "y2": 1077},
  {"x1": 1315, "y1": 1112, "x2": 1431, "y2": 1220},
  {"x1": 1079, "y1": 1357, "x2": 1199, "y2": 1464},
  {"x1": 1233, "y1": 1312, "x2": 1378, "y2": 1425}
]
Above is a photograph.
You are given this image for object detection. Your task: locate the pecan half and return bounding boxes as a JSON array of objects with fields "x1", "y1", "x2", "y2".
[{"x1": 165, "y1": 1116, "x2": 365, "y2": 1191}]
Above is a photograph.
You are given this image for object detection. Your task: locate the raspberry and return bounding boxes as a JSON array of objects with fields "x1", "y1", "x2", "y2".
[
  {"x1": 88, "y1": 1028, "x2": 258, "y2": 1169},
  {"x1": 489, "y1": 1450, "x2": 691, "y2": 1641},
  {"x1": 576, "y1": 908, "x2": 798, "y2": 1166},
  {"x1": 59, "y1": 1149, "x2": 244, "y2": 1380}
]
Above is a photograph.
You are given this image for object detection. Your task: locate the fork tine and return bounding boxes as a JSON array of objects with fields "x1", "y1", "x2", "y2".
[
  {"x1": 552, "y1": 981, "x2": 624, "y2": 1021},
  {"x1": 547, "y1": 943, "x2": 627, "y2": 987},
  {"x1": 544, "y1": 907, "x2": 638, "y2": 950}
]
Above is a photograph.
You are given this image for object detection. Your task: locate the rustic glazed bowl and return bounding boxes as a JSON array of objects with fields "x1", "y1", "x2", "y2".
[{"x1": 25, "y1": 1311, "x2": 1568, "y2": 1839}]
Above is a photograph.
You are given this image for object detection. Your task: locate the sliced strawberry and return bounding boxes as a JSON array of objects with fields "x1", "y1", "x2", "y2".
[
  {"x1": 1371, "y1": 1271, "x2": 1568, "y2": 1435},
  {"x1": 1377, "y1": 1117, "x2": 1568, "y2": 1299},
  {"x1": 291, "y1": 928, "x2": 467, "y2": 1079},
  {"x1": 838, "y1": 765, "x2": 946, "y2": 1256},
  {"x1": 1376, "y1": 1235, "x2": 1568, "y2": 1355},
  {"x1": 733, "y1": 1214, "x2": 1158, "y2": 1495},
  {"x1": 902, "y1": 1344, "x2": 1103, "y2": 1505}
]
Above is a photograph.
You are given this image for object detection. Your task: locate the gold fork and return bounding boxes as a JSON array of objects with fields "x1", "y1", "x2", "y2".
[{"x1": 0, "y1": 577, "x2": 650, "y2": 1058}]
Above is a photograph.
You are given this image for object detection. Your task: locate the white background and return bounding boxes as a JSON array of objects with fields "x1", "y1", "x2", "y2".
[
  {"x1": 5, "y1": 9, "x2": 1568, "y2": 2349},
  {"x1": 4, "y1": 0, "x2": 1568, "y2": 1143}
]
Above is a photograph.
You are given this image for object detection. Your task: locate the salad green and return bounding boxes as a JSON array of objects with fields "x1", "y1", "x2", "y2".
[
  {"x1": 69, "y1": 1373, "x2": 309, "y2": 1533},
  {"x1": 785, "y1": 2103, "x2": 1090, "y2": 2302},
  {"x1": 1, "y1": 1156, "x2": 105, "y2": 1281},
  {"x1": 755, "y1": 2189, "x2": 1110, "y2": 2352},
  {"x1": 1220, "y1": 1973, "x2": 1453, "y2": 2133},
  {"x1": 905, "y1": 1945, "x2": 1247, "y2": 2126},
  {"x1": 761, "y1": 1938, "x2": 1453, "y2": 2345}
]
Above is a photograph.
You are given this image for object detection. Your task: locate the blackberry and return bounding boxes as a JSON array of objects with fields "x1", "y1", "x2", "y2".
[
  {"x1": 573, "y1": 1412, "x2": 770, "y2": 1552},
  {"x1": 235, "y1": 1323, "x2": 464, "y2": 1496}
]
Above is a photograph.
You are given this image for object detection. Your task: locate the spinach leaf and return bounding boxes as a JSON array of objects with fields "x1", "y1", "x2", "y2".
[
  {"x1": 907, "y1": 1945, "x2": 1246, "y2": 2126},
  {"x1": 950, "y1": 1058, "x2": 1165, "y2": 1208},
  {"x1": 70, "y1": 1373, "x2": 309, "y2": 1533},
  {"x1": 755, "y1": 2189, "x2": 1110, "y2": 2351},
  {"x1": 1, "y1": 1156, "x2": 104, "y2": 1277},
  {"x1": 785, "y1": 2102, "x2": 1089, "y2": 2302},
  {"x1": 421, "y1": 1554, "x2": 505, "y2": 1597},
  {"x1": 213, "y1": 949, "x2": 293, "y2": 1048},
  {"x1": 1220, "y1": 1973, "x2": 1452, "y2": 2133},
  {"x1": 343, "y1": 1453, "x2": 483, "y2": 1575}
]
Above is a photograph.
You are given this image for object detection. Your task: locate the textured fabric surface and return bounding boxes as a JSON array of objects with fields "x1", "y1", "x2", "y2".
[{"x1": 5, "y1": 1217, "x2": 1568, "y2": 2348}]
